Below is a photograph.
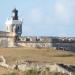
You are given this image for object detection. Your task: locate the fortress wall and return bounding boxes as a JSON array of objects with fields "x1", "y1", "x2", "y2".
[
  {"x1": 17, "y1": 42, "x2": 53, "y2": 48},
  {"x1": 7, "y1": 37, "x2": 16, "y2": 47},
  {"x1": 0, "y1": 37, "x2": 8, "y2": 47},
  {"x1": 0, "y1": 37, "x2": 16, "y2": 48},
  {"x1": 0, "y1": 32, "x2": 16, "y2": 47},
  {"x1": 0, "y1": 33, "x2": 75, "y2": 51},
  {"x1": 17, "y1": 41, "x2": 75, "y2": 51},
  {"x1": 0, "y1": 31, "x2": 15, "y2": 48},
  {"x1": 53, "y1": 43, "x2": 75, "y2": 51}
]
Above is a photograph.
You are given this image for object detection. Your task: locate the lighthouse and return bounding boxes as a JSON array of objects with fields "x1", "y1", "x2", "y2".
[{"x1": 5, "y1": 8, "x2": 23, "y2": 40}]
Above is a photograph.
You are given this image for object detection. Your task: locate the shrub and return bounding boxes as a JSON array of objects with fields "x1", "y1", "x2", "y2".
[
  {"x1": 25, "y1": 69, "x2": 40, "y2": 75},
  {"x1": 3, "y1": 72, "x2": 16, "y2": 75}
]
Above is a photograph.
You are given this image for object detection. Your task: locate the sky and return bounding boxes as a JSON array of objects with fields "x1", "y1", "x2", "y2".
[{"x1": 0, "y1": 0, "x2": 75, "y2": 36}]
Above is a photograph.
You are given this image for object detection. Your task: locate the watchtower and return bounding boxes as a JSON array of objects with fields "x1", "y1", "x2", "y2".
[{"x1": 5, "y1": 8, "x2": 23, "y2": 40}]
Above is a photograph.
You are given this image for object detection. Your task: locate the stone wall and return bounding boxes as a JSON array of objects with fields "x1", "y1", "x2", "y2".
[
  {"x1": 17, "y1": 36, "x2": 75, "y2": 51},
  {"x1": 17, "y1": 40, "x2": 75, "y2": 51},
  {"x1": 0, "y1": 37, "x2": 16, "y2": 47},
  {"x1": 0, "y1": 32, "x2": 16, "y2": 47},
  {"x1": 0, "y1": 33, "x2": 75, "y2": 51},
  {"x1": 54, "y1": 43, "x2": 75, "y2": 51},
  {"x1": 17, "y1": 42, "x2": 53, "y2": 48}
]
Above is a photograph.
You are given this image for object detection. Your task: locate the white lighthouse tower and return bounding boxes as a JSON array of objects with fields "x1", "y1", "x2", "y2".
[{"x1": 5, "y1": 8, "x2": 23, "y2": 40}]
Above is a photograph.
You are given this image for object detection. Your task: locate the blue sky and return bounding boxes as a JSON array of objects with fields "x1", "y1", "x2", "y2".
[{"x1": 0, "y1": 0, "x2": 75, "y2": 36}]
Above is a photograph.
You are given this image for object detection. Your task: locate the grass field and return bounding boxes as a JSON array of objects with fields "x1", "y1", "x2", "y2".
[
  {"x1": 0, "y1": 48, "x2": 75, "y2": 65},
  {"x1": 0, "y1": 48, "x2": 75, "y2": 75}
]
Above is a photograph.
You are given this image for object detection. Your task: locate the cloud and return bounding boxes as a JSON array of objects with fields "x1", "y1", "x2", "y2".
[
  {"x1": 41, "y1": 0, "x2": 75, "y2": 36},
  {"x1": 53, "y1": 0, "x2": 75, "y2": 25},
  {"x1": 54, "y1": 2, "x2": 65, "y2": 15},
  {"x1": 23, "y1": 0, "x2": 75, "y2": 36}
]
